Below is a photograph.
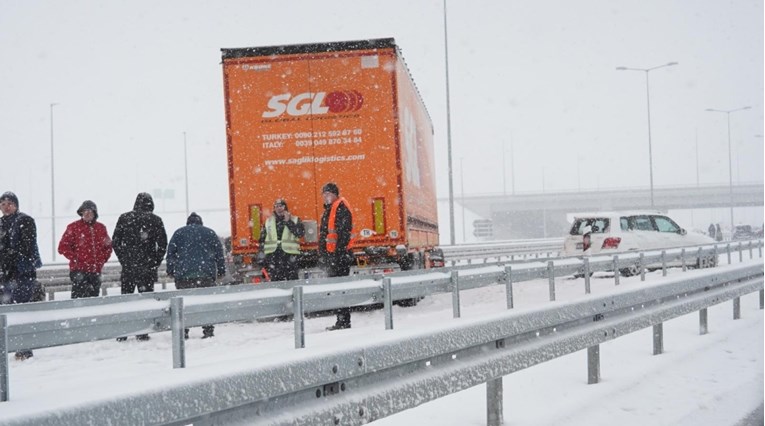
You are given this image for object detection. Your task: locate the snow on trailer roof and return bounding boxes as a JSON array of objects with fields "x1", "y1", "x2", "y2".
[{"x1": 221, "y1": 37, "x2": 397, "y2": 59}]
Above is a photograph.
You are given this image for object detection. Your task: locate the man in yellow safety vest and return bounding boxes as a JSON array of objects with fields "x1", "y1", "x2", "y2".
[{"x1": 259, "y1": 198, "x2": 304, "y2": 281}]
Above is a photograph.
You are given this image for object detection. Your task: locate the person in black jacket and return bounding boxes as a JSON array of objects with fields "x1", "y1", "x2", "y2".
[
  {"x1": 0, "y1": 191, "x2": 43, "y2": 360},
  {"x1": 166, "y1": 212, "x2": 226, "y2": 339},
  {"x1": 318, "y1": 183, "x2": 354, "y2": 331},
  {"x1": 112, "y1": 192, "x2": 167, "y2": 341}
]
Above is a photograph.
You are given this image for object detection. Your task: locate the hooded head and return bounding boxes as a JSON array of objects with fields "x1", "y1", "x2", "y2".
[
  {"x1": 0, "y1": 191, "x2": 19, "y2": 208},
  {"x1": 186, "y1": 212, "x2": 203, "y2": 226},
  {"x1": 77, "y1": 200, "x2": 99, "y2": 220},
  {"x1": 133, "y1": 192, "x2": 155, "y2": 213}
]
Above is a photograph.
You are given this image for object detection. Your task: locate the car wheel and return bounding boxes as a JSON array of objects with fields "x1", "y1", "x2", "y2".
[
  {"x1": 697, "y1": 255, "x2": 718, "y2": 269},
  {"x1": 619, "y1": 264, "x2": 640, "y2": 277}
]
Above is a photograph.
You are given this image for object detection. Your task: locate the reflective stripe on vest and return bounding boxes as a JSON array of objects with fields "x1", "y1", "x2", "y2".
[
  {"x1": 263, "y1": 216, "x2": 300, "y2": 254},
  {"x1": 326, "y1": 197, "x2": 355, "y2": 253}
]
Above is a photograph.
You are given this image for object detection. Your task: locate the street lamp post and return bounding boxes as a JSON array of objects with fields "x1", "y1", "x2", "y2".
[
  {"x1": 616, "y1": 62, "x2": 678, "y2": 208},
  {"x1": 705, "y1": 106, "x2": 751, "y2": 235},
  {"x1": 49, "y1": 102, "x2": 59, "y2": 261},
  {"x1": 460, "y1": 157, "x2": 465, "y2": 243},
  {"x1": 443, "y1": 0, "x2": 456, "y2": 245},
  {"x1": 183, "y1": 131, "x2": 190, "y2": 218}
]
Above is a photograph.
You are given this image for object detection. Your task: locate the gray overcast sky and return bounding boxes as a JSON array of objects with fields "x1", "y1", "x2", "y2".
[{"x1": 1, "y1": 0, "x2": 762, "y2": 257}]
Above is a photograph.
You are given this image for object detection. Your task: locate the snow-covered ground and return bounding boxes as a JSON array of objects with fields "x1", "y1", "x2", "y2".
[{"x1": 2, "y1": 257, "x2": 763, "y2": 425}]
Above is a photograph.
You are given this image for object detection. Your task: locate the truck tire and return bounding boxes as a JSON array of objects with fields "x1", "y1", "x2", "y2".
[{"x1": 395, "y1": 253, "x2": 424, "y2": 307}]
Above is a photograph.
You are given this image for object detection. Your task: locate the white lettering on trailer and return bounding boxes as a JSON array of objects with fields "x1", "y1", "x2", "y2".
[{"x1": 262, "y1": 92, "x2": 330, "y2": 118}]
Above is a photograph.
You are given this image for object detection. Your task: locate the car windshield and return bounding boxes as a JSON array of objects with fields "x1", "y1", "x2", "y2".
[{"x1": 570, "y1": 218, "x2": 609, "y2": 235}]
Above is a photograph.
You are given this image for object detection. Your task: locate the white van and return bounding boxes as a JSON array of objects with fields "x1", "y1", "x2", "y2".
[{"x1": 563, "y1": 211, "x2": 716, "y2": 275}]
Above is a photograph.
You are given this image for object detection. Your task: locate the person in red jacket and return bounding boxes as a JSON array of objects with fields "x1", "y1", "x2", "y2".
[{"x1": 58, "y1": 200, "x2": 113, "y2": 299}]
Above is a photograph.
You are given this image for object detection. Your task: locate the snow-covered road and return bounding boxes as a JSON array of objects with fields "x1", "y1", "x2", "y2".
[{"x1": 3, "y1": 257, "x2": 763, "y2": 425}]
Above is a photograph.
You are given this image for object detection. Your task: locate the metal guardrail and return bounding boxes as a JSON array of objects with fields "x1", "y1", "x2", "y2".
[
  {"x1": 2, "y1": 262, "x2": 762, "y2": 425},
  {"x1": 1, "y1": 240, "x2": 762, "y2": 402},
  {"x1": 438, "y1": 238, "x2": 564, "y2": 263}
]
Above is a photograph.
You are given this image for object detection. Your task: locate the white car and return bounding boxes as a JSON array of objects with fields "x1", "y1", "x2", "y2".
[{"x1": 563, "y1": 211, "x2": 717, "y2": 276}]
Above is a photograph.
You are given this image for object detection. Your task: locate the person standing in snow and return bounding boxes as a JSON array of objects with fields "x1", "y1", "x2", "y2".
[
  {"x1": 0, "y1": 191, "x2": 43, "y2": 360},
  {"x1": 58, "y1": 200, "x2": 113, "y2": 299},
  {"x1": 166, "y1": 212, "x2": 226, "y2": 339},
  {"x1": 715, "y1": 223, "x2": 723, "y2": 242},
  {"x1": 112, "y1": 192, "x2": 167, "y2": 341},
  {"x1": 258, "y1": 198, "x2": 305, "y2": 282},
  {"x1": 708, "y1": 223, "x2": 716, "y2": 240},
  {"x1": 318, "y1": 183, "x2": 354, "y2": 331}
]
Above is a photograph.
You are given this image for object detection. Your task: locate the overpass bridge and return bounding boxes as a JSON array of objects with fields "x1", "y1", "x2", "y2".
[{"x1": 444, "y1": 183, "x2": 764, "y2": 239}]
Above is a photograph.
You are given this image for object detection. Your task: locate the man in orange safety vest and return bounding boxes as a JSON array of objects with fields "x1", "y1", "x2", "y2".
[{"x1": 318, "y1": 182, "x2": 354, "y2": 330}]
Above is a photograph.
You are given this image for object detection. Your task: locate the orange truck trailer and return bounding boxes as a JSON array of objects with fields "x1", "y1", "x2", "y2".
[{"x1": 221, "y1": 38, "x2": 442, "y2": 279}]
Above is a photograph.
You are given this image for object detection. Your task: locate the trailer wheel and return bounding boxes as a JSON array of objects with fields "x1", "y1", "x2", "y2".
[{"x1": 395, "y1": 253, "x2": 424, "y2": 307}]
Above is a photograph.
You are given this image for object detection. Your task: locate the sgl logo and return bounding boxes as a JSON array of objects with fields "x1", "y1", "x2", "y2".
[{"x1": 262, "y1": 91, "x2": 364, "y2": 118}]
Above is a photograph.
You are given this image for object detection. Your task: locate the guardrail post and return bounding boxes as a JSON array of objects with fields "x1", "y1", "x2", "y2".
[
  {"x1": 293, "y1": 286, "x2": 305, "y2": 348},
  {"x1": 699, "y1": 308, "x2": 708, "y2": 335},
  {"x1": 653, "y1": 323, "x2": 663, "y2": 355},
  {"x1": 680, "y1": 248, "x2": 687, "y2": 272},
  {"x1": 661, "y1": 250, "x2": 667, "y2": 276},
  {"x1": 547, "y1": 261, "x2": 556, "y2": 301},
  {"x1": 759, "y1": 240, "x2": 762, "y2": 258},
  {"x1": 713, "y1": 244, "x2": 718, "y2": 265},
  {"x1": 583, "y1": 258, "x2": 591, "y2": 294},
  {"x1": 587, "y1": 345, "x2": 600, "y2": 384},
  {"x1": 383, "y1": 278, "x2": 393, "y2": 330},
  {"x1": 738, "y1": 242, "x2": 743, "y2": 263},
  {"x1": 696, "y1": 247, "x2": 703, "y2": 269},
  {"x1": 503, "y1": 266, "x2": 513, "y2": 309},
  {"x1": 170, "y1": 297, "x2": 185, "y2": 369},
  {"x1": 749, "y1": 241, "x2": 753, "y2": 259},
  {"x1": 613, "y1": 255, "x2": 620, "y2": 286},
  {"x1": 733, "y1": 297, "x2": 741, "y2": 320},
  {"x1": 486, "y1": 378, "x2": 503, "y2": 426},
  {"x1": 726, "y1": 243, "x2": 732, "y2": 264},
  {"x1": 639, "y1": 253, "x2": 646, "y2": 281},
  {"x1": 451, "y1": 271, "x2": 461, "y2": 318},
  {"x1": 760, "y1": 290, "x2": 763, "y2": 310},
  {"x1": 1, "y1": 315, "x2": 8, "y2": 401}
]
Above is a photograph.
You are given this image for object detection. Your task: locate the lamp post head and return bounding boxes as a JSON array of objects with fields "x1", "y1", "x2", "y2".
[
  {"x1": 666, "y1": 62, "x2": 679, "y2": 66},
  {"x1": 615, "y1": 66, "x2": 628, "y2": 71}
]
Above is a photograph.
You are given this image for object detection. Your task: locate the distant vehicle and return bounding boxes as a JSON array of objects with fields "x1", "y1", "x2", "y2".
[
  {"x1": 732, "y1": 225, "x2": 756, "y2": 241},
  {"x1": 563, "y1": 211, "x2": 717, "y2": 276}
]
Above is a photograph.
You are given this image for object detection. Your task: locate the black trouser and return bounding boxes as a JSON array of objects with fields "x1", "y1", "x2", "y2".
[
  {"x1": 265, "y1": 249, "x2": 300, "y2": 282},
  {"x1": 120, "y1": 269, "x2": 156, "y2": 295},
  {"x1": 328, "y1": 254, "x2": 351, "y2": 327},
  {"x1": 175, "y1": 277, "x2": 216, "y2": 336},
  {"x1": 70, "y1": 271, "x2": 102, "y2": 299},
  {"x1": 120, "y1": 268, "x2": 157, "y2": 340}
]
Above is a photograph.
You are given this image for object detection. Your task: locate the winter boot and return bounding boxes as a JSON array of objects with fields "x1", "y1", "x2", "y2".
[
  {"x1": 14, "y1": 350, "x2": 33, "y2": 361},
  {"x1": 202, "y1": 326, "x2": 214, "y2": 339},
  {"x1": 184, "y1": 329, "x2": 190, "y2": 340},
  {"x1": 116, "y1": 337, "x2": 127, "y2": 342},
  {"x1": 136, "y1": 334, "x2": 151, "y2": 341}
]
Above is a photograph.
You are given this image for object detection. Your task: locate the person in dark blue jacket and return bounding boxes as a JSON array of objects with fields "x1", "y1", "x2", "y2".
[
  {"x1": 0, "y1": 191, "x2": 43, "y2": 360},
  {"x1": 166, "y1": 212, "x2": 226, "y2": 339}
]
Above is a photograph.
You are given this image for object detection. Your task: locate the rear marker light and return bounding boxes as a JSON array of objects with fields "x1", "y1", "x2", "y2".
[{"x1": 602, "y1": 237, "x2": 621, "y2": 249}]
